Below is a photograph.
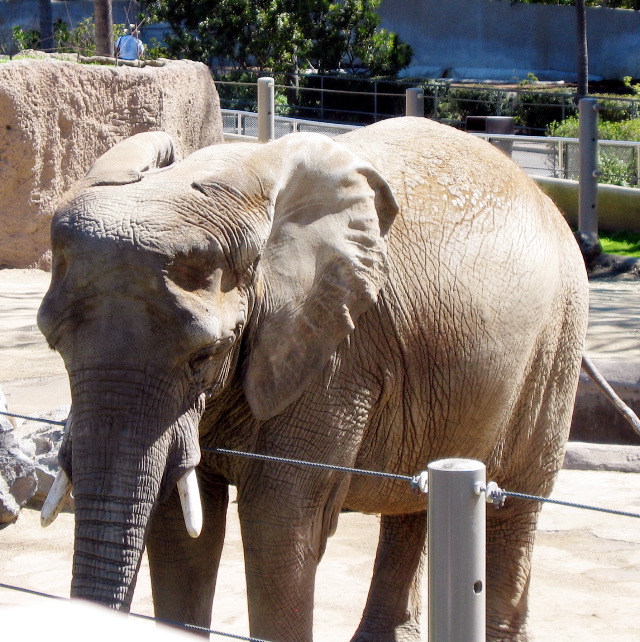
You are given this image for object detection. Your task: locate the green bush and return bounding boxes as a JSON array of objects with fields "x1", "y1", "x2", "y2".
[
  {"x1": 548, "y1": 116, "x2": 640, "y2": 187},
  {"x1": 548, "y1": 117, "x2": 640, "y2": 141},
  {"x1": 11, "y1": 20, "x2": 126, "y2": 58},
  {"x1": 12, "y1": 26, "x2": 40, "y2": 51},
  {"x1": 512, "y1": 90, "x2": 577, "y2": 133}
]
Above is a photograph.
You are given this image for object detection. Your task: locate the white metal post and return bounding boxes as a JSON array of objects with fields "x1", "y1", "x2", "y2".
[
  {"x1": 428, "y1": 459, "x2": 486, "y2": 642},
  {"x1": 579, "y1": 97, "x2": 600, "y2": 237},
  {"x1": 406, "y1": 88, "x2": 424, "y2": 117},
  {"x1": 257, "y1": 77, "x2": 275, "y2": 143}
]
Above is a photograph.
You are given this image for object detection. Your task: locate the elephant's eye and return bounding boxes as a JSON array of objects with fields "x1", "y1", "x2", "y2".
[{"x1": 167, "y1": 253, "x2": 215, "y2": 292}]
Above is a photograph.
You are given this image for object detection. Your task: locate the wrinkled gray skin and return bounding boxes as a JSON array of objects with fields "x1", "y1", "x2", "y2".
[{"x1": 38, "y1": 117, "x2": 589, "y2": 641}]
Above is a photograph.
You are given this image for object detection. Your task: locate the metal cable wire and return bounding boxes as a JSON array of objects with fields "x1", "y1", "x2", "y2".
[
  {"x1": 2, "y1": 409, "x2": 639, "y2": 518},
  {"x1": 204, "y1": 447, "x2": 416, "y2": 483},
  {"x1": 0, "y1": 410, "x2": 66, "y2": 426},
  {"x1": 502, "y1": 490, "x2": 640, "y2": 520},
  {"x1": 0, "y1": 582, "x2": 270, "y2": 642},
  {"x1": 209, "y1": 448, "x2": 640, "y2": 518}
]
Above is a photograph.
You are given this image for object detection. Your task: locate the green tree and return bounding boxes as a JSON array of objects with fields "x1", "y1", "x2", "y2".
[{"x1": 139, "y1": 0, "x2": 412, "y2": 77}]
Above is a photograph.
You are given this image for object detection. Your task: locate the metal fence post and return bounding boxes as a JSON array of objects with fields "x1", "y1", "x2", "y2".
[
  {"x1": 257, "y1": 77, "x2": 275, "y2": 142},
  {"x1": 579, "y1": 97, "x2": 600, "y2": 237},
  {"x1": 406, "y1": 88, "x2": 424, "y2": 117},
  {"x1": 428, "y1": 459, "x2": 486, "y2": 642}
]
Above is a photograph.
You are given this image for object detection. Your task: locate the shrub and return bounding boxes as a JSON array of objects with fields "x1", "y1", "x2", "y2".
[
  {"x1": 512, "y1": 90, "x2": 577, "y2": 133},
  {"x1": 548, "y1": 117, "x2": 640, "y2": 141},
  {"x1": 548, "y1": 116, "x2": 640, "y2": 187},
  {"x1": 12, "y1": 26, "x2": 40, "y2": 52}
]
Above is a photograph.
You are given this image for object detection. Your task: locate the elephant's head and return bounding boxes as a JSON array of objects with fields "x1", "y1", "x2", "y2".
[{"x1": 37, "y1": 131, "x2": 398, "y2": 609}]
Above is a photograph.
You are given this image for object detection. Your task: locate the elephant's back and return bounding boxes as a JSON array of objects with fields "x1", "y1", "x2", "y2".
[{"x1": 339, "y1": 117, "x2": 584, "y2": 307}]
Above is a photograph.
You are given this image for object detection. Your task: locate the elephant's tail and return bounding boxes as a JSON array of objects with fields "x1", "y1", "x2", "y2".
[{"x1": 581, "y1": 354, "x2": 640, "y2": 437}]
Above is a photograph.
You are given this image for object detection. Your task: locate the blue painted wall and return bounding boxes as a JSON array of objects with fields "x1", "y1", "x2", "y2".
[{"x1": 378, "y1": 0, "x2": 640, "y2": 81}]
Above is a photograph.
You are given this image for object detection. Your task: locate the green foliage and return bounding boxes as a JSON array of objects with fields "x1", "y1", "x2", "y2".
[
  {"x1": 623, "y1": 76, "x2": 640, "y2": 95},
  {"x1": 144, "y1": 38, "x2": 169, "y2": 60},
  {"x1": 139, "y1": 0, "x2": 412, "y2": 77},
  {"x1": 54, "y1": 18, "x2": 97, "y2": 56},
  {"x1": 12, "y1": 26, "x2": 40, "y2": 51},
  {"x1": 548, "y1": 116, "x2": 640, "y2": 140},
  {"x1": 600, "y1": 231, "x2": 640, "y2": 257},
  {"x1": 548, "y1": 116, "x2": 640, "y2": 186},
  {"x1": 512, "y1": 90, "x2": 577, "y2": 132},
  {"x1": 519, "y1": 72, "x2": 539, "y2": 86},
  {"x1": 11, "y1": 19, "x2": 126, "y2": 57}
]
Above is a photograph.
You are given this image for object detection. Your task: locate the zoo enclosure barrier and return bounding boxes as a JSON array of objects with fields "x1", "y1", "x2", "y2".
[
  {"x1": 216, "y1": 72, "x2": 640, "y2": 133},
  {"x1": 2, "y1": 408, "x2": 640, "y2": 642},
  {"x1": 221, "y1": 80, "x2": 640, "y2": 188}
]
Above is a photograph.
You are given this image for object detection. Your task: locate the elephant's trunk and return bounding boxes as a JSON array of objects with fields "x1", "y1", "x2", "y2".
[
  {"x1": 50, "y1": 370, "x2": 203, "y2": 609},
  {"x1": 72, "y1": 483, "x2": 154, "y2": 608}
]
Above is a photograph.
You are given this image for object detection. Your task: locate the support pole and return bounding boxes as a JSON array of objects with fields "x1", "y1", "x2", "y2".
[
  {"x1": 406, "y1": 88, "x2": 424, "y2": 117},
  {"x1": 579, "y1": 97, "x2": 600, "y2": 238},
  {"x1": 258, "y1": 77, "x2": 275, "y2": 143},
  {"x1": 428, "y1": 459, "x2": 486, "y2": 642}
]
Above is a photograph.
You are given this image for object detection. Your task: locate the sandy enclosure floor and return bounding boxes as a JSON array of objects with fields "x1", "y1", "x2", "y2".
[{"x1": 1, "y1": 268, "x2": 640, "y2": 640}]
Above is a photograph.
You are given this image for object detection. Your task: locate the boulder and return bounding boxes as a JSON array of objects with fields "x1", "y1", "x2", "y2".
[
  {"x1": 0, "y1": 416, "x2": 37, "y2": 525},
  {"x1": 571, "y1": 359, "x2": 640, "y2": 446},
  {"x1": 21, "y1": 406, "x2": 72, "y2": 511},
  {"x1": 564, "y1": 441, "x2": 640, "y2": 473},
  {"x1": 0, "y1": 55, "x2": 223, "y2": 268}
]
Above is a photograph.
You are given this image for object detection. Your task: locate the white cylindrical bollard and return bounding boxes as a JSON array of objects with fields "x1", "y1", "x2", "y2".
[
  {"x1": 257, "y1": 77, "x2": 275, "y2": 143},
  {"x1": 578, "y1": 97, "x2": 600, "y2": 237},
  {"x1": 428, "y1": 459, "x2": 486, "y2": 642},
  {"x1": 406, "y1": 87, "x2": 424, "y2": 117}
]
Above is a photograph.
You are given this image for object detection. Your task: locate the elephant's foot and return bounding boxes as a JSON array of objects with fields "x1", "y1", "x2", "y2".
[
  {"x1": 487, "y1": 622, "x2": 530, "y2": 642},
  {"x1": 350, "y1": 621, "x2": 420, "y2": 642}
]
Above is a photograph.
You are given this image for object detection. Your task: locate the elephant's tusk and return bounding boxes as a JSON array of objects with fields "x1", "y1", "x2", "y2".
[
  {"x1": 177, "y1": 468, "x2": 203, "y2": 538},
  {"x1": 41, "y1": 469, "x2": 73, "y2": 527}
]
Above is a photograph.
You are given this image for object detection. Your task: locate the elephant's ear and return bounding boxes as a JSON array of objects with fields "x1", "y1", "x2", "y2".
[
  {"x1": 84, "y1": 131, "x2": 176, "y2": 186},
  {"x1": 242, "y1": 133, "x2": 398, "y2": 421}
]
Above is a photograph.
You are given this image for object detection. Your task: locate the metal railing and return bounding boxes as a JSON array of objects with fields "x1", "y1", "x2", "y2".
[
  {"x1": 222, "y1": 109, "x2": 359, "y2": 141},
  {"x1": 475, "y1": 133, "x2": 640, "y2": 186},
  {"x1": 221, "y1": 109, "x2": 640, "y2": 187},
  {"x1": 216, "y1": 72, "x2": 640, "y2": 133}
]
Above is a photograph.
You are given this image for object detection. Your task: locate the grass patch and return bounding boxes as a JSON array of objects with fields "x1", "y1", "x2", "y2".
[{"x1": 600, "y1": 231, "x2": 640, "y2": 257}]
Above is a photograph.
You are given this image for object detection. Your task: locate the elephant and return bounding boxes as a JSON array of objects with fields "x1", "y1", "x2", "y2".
[{"x1": 38, "y1": 116, "x2": 589, "y2": 641}]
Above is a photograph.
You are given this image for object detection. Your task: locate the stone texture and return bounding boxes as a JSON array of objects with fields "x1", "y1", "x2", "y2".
[
  {"x1": 0, "y1": 417, "x2": 37, "y2": 525},
  {"x1": 564, "y1": 441, "x2": 640, "y2": 473},
  {"x1": 0, "y1": 56, "x2": 223, "y2": 268},
  {"x1": 20, "y1": 406, "x2": 72, "y2": 510},
  {"x1": 571, "y1": 359, "x2": 640, "y2": 446}
]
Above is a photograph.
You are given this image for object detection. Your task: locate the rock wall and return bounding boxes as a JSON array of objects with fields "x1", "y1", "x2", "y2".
[{"x1": 0, "y1": 56, "x2": 223, "y2": 268}]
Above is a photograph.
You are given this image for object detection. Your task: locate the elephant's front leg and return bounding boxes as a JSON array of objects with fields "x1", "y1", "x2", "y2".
[
  {"x1": 238, "y1": 465, "x2": 348, "y2": 642},
  {"x1": 146, "y1": 471, "x2": 229, "y2": 631}
]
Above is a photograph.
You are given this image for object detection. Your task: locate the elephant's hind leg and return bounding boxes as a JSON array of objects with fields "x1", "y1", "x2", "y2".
[
  {"x1": 146, "y1": 472, "x2": 229, "y2": 632},
  {"x1": 485, "y1": 322, "x2": 584, "y2": 641},
  {"x1": 351, "y1": 511, "x2": 427, "y2": 642}
]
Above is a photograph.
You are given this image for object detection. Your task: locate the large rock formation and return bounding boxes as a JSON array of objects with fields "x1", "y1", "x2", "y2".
[
  {"x1": 0, "y1": 387, "x2": 36, "y2": 525},
  {"x1": 0, "y1": 56, "x2": 223, "y2": 268}
]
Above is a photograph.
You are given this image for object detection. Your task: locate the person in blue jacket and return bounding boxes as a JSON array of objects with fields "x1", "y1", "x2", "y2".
[{"x1": 115, "y1": 25, "x2": 144, "y2": 61}]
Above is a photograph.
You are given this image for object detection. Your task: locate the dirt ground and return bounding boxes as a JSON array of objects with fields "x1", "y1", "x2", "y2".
[{"x1": 1, "y1": 268, "x2": 639, "y2": 640}]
